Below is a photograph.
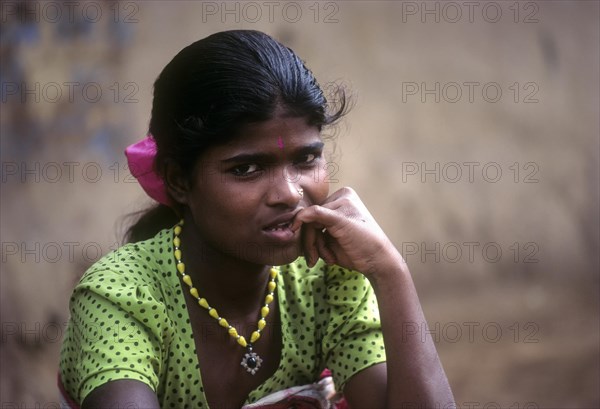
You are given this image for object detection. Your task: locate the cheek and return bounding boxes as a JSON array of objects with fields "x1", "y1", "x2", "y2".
[
  {"x1": 307, "y1": 176, "x2": 330, "y2": 205},
  {"x1": 186, "y1": 190, "x2": 259, "y2": 252},
  {"x1": 189, "y1": 177, "x2": 266, "y2": 230}
]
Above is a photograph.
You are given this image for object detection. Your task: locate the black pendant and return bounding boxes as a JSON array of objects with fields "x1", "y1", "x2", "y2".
[
  {"x1": 246, "y1": 356, "x2": 257, "y2": 368},
  {"x1": 241, "y1": 350, "x2": 263, "y2": 375}
]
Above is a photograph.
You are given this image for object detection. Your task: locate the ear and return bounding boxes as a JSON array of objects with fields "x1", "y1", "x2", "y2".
[{"x1": 164, "y1": 160, "x2": 191, "y2": 205}]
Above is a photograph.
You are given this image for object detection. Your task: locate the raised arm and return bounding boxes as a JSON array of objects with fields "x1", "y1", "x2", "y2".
[{"x1": 291, "y1": 187, "x2": 455, "y2": 408}]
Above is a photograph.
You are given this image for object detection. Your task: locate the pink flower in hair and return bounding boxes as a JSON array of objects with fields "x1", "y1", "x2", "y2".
[{"x1": 124, "y1": 134, "x2": 173, "y2": 206}]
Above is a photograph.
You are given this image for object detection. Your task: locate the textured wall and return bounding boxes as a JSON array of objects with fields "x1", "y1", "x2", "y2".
[{"x1": 1, "y1": 1, "x2": 598, "y2": 407}]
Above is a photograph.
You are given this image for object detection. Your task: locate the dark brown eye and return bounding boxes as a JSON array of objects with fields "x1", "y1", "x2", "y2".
[
  {"x1": 296, "y1": 153, "x2": 319, "y2": 165},
  {"x1": 232, "y1": 164, "x2": 260, "y2": 176},
  {"x1": 302, "y1": 154, "x2": 316, "y2": 163}
]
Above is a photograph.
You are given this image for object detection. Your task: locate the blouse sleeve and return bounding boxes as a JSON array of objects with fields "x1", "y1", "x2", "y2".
[
  {"x1": 320, "y1": 265, "x2": 387, "y2": 391},
  {"x1": 59, "y1": 265, "x2": 173, "y2": 405}
]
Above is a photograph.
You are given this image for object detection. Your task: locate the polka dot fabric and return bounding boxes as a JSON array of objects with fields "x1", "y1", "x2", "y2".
[{"x1": 59, "y1": 227, "x2": 386, "y2": 407}]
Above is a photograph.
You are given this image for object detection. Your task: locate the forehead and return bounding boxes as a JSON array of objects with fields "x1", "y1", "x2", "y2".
[{"x1": 222, "y1": 116, "x2": 321, "y2": 152}]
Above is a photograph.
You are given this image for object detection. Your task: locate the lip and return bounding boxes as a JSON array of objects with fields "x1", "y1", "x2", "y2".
[{"x1": 261, "y1": 210, "x2": 301, "y2": 243}]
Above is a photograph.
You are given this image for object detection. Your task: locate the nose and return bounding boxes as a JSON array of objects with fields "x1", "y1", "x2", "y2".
[{"x1": 265, "y1": 166, "x2": 303, "y2": 207}]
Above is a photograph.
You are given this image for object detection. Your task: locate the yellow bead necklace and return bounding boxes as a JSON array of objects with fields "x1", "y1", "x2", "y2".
[{"x1": 172, "y1": 219, "x2": 278, "y2": 375}]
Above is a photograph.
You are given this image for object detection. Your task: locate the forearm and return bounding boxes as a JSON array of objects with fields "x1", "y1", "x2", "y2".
[
  {"x1": 293, "y1": 187, "x2": 455, "y2": 406},
  {"x1": 368, "y1": 253, "x2": 455, "y2": 408}
]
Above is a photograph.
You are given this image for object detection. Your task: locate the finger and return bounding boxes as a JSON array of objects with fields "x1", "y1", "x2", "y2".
[
  {"x1": 291, "y1": 209, "x2": 324, "y2": 232},
  {"x1": 319, "y1": 186, "x2": 358, "y2": 206},
  {"x1": 291, "y1": 205, "x2": 345, "y2": 233},
  {"x1": 301, "y1": 224, "x2": 319, "y2": 267},
  {"x1": 315, "y1": 232, "x2": 337, "y2": 265}
]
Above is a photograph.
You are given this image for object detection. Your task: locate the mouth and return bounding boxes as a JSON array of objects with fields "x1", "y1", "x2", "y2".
[
  {"x1": 262, "y1": 214, "x2": 299, "y2": 243},
  {"x1": 264, "y1": 221, "x2": 293, "y2": 232}
]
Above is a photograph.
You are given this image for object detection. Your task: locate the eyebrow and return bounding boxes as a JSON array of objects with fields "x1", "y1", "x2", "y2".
[{"x1": 221, "y1": 141, "x2": 325, "y2": 164}]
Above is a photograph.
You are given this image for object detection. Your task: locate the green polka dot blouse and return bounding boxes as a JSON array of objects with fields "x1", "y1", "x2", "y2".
[{"x1": 59, "y1": 226, "x2": 386, "y2": 408}]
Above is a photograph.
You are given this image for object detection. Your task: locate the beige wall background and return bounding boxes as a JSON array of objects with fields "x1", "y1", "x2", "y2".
[{"x1": 1, "y1": 1, "x2": 598, "y2": 407}]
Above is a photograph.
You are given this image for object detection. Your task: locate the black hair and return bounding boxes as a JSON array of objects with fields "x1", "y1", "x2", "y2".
[{"x1": 123, "y1": 30, "x2": 349, "y2": 243}]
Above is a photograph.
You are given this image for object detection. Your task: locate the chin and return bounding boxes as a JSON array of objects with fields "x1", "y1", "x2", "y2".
[
  {"x1": 258, "y1": 243, "x2": 302, "y2": 267},
  {"x1": 229, "y1": 234, "x2": 303, "y2": 266}
]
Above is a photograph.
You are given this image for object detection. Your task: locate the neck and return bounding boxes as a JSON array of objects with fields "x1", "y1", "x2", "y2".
[{"x1": 178, "y1": 218, "x2": 271, "y2": 319}]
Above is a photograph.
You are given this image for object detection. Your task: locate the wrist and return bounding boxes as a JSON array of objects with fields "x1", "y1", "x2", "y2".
[{"x1": 366, "y1": 244, "x2": 411, "y2": 286}]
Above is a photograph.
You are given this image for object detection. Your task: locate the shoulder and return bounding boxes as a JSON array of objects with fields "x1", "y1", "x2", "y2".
[
  {"x1": 68, "y1": 227, "x2": 178, "y2": 320},
  {"x1": 77, "y1": 227, "x2": 176, "y2": 290}
]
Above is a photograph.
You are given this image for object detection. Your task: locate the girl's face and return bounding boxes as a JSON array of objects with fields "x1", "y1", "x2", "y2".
[{"x1": 180, "y1": 115, "x2": 330, "y2": 266}]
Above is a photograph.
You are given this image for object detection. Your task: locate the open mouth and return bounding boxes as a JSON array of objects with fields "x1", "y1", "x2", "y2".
[
  {"x1": 264, "y1": 221, "x2": 292, "y2": 232},
  {"x1": 262, "y1": 218, "x2": 297, "y2": 243},
  {"x1": 261, "y1": 210, "x2": 302, "y2": 243}
]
